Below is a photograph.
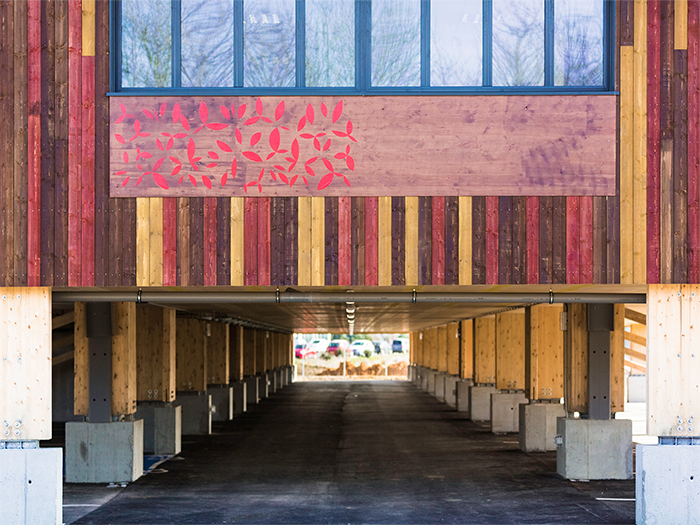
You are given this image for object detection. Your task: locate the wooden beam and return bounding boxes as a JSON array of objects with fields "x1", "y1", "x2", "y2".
[
  {"x1": 625, "y1": 331, "x2": 647, "y2": 347},
  {"x1": 625, "y1": 307, "x2": 647, "y2": 325},
  {"x1": 52, "y1": 310, "x2": 75, "y2": 330},
  {"x1": 52, "y1": 332, "x2": 73, "y2": 350},
  {"x1": 626, "y1": 347, "x2": 647, "y2": 362},
  {"x1": 53, "y1": 351, "x2": 74, "y2": 366},
  {"x1": 625, "y1": 357, "x2": 647, "y2": 374}
]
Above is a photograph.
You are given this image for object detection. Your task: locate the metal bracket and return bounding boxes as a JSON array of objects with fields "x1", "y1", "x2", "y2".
[{"x1": 554, "y1": 435, "x2": 563, "y2": 446}]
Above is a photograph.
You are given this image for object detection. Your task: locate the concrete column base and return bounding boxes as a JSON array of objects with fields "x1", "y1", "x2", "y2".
[
  {"x1": 288, "y1": 365, "x2": 295, "y2": 384},
  {"x1": 0, "y1": 446, "x2": 62, "y2": 525},
  {"x1": 177, "y1": 392, "x2": 212, "y2": 435},
  {"x1": 259, "y1": 373, "x2": 270, "y2": 399},
  {"x1": 456, "y1": 379, "x2": 473, "y2": 414},
  {"x1": 426, "y1": 370, "x2": 436, "y2": 394},
  {"x1": 435, "y1": 372, "x2": 447, "y2": 402},
  {"x1": 636, "y1": 443, "x2": 700, "y2": 525},
  {"x1": 518, "y1": 402, "x2": 565, "y2": 452},
  {"x1": 208, "y1": 385, "x2": 234, "y2": 421},
  {"x1": 134, "y1": 402, "x2": 182, "y2": 455},
  {"x1": 469, "y1": 385, "x2": 498, "y2": 422},
  {"x1": 66, "y1": 420, "x2": 144, "y2": 483},
  {"x1": 245, "y1": 376, "x2": 259, "y2": 405},
  {"x1": 407, "y1": 365, "x2": 415, "y2": 382},
  {"x1": 491, "y1": 392, "x2": 528, "y2": 433},
  {"x1": 231, "y1": 381, "x2": 246, "y2": 416},
  {"x1": 556, "y1": 418, "x2": 633, "y2": 480},
  {"x1": 420, "y1": 368, "x2": 429, "y2": 391},
  {"x1": 444, "y1": 375, "x2": 459, "y2": 408}
]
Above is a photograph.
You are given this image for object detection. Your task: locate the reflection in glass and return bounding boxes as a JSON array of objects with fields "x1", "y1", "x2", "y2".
[
  {"x1": 181, "y1": 0, "x2": 234, "y2": 87},
  {"x1": 121, "y1": 0, "x2": 171, "y2": 87},
  {"x1": 431, "y1": 0, "x2": 482, "y2": 86},
  {"x1": 244, "y1": 0, "x2": 296, "y2": 87},
  {"x1": 371, "y1": 0, "x2": 420, "y2": 87},
  {"x1": 306, "y1": 0, "x2": 355, "y2": 87},
  {"x1": 492, "y1": 0, "x2": 544, "y2": 86},
  {"x1": 554, "y1": 0, "x2": 603, "y2": 86}
]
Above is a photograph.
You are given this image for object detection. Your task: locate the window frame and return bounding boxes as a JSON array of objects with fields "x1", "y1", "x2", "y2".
[{"x1": 109, "y1": 0, "x2": 616, "y2": 95}]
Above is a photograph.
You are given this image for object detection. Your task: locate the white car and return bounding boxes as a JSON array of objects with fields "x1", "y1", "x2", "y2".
[
  {"x1": 350, "y1": 340, "x2": 375, "y2": 356},
  {"x1": 307, "y1": 338, "x2": 330, "y2": 354}
]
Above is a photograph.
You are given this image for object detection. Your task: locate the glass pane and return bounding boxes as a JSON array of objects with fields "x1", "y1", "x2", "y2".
[
  {"x1": 431, "y1": 0, "x2": 482, "y2": 86},
  {"x1": 554, "y1": 0, "x2": 604, "y2": 86},
  {"x1": 181, "y1": 0, "x2": 234, "y2": 87},
  {"x1": 121, "y1": 0, "x2": 171, "y2": 87},
  {"x1": 244, "y1": 0, "x2": 296, "y2": 87},
  {"x1": 306, "y1": 0, "x2": 355, "y2": 87},
  {"x1": 371, "y1": 0, "x2": 420, "y2": 87},
  {"x1": 492, "y1": 0, "x2": 544, "y2": 86}
]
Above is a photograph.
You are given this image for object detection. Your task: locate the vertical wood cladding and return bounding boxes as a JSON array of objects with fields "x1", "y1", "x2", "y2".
[{"x1": 6, "y1": 1, "x2": 700, "y2": 287}]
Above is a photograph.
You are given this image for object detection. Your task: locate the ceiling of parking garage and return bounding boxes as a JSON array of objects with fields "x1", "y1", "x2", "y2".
[{"x1": 53, "y1": 284, "x2": 646, "y2": 334}]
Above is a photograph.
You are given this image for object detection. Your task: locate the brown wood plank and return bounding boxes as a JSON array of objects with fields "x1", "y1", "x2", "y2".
[
  {"x1": 512, "y1": 196, "x2": 527, "y2": 284},
  {"x1": 552, "y1": 196, "x2": 567, "y2": 284},
  {"x1": 217, "y1": 196, "x2": 231, "y2": 286},
  {"x1": 592, "y1": 196, "x2": 607, "y2": 284},
  {"x1": 122, "y1": 198, "x2": 136, "y2": 286},
  {"x1": 660, "y1": 0, "x2": 674, "y2": 140},
  {"x1": 431, "y1": 196, "x2": 445, "y2": 285},
  {"x1": 284, "y1": 196, "x2": 297, "y2": 285},
  {"x1": 13, "y1": 0, "x2": 28, "y2": 286},
  {"x1": 444, "y1": 196, "x2": 458, "y2": 285},
  {"x1": 620, "y1": 0, "x2": 634, "y2": 46},
  {"x1": 391, "y1": 196, "x2": 406, "y2": 285},
  {"x1": 244, "y1": 197, "x2": 257, "y2": 286},
  {"x1": 688, "y1": 0, "x2": 699, "y2": 283},
  {"x1": 418, "y1": 196, "x2": 432, "y2": 285},
  {"x1": 539, "y1": 196, "x2": 553, "y2": 284},
  {"x1": 351, "y1": 196, "x2": 364, "y2": 286},
  {"x1": 526, "y1": 196, "x2": 539, "y2": 284},
  {"x1": 673, "y1": 49, "x2": 689, "y2": 283},
  {"x1": 202, "y1": 197, "x2": 216, "y2": 286},
  {"x1": 270, "y1": 197, "x2": 284, "y2": 286},
  {"x1": 647, "y1": 0, "x2": 661, "y2": 284},
  {"x1": 471, "y1": 196, "x2": 485, "y2": 284},
  {"x1": 498, "y1": 196, "x2": 513, "y2": 284},
  {"x1": 189, "y1": 197, "x2": 204, "y2": 286},
  {"x1": 324, "y1": 196, "x2": 338, "y2": 286}
]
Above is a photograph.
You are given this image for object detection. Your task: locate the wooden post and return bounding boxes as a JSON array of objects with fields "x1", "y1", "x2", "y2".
[
  {"x1": 610, "y1": 304, "x2": 626, "y2": 413},
  {"x1": 495, "y1": 310, "x2": 526, "y2": 390},
  {"x1": 0, "y1": 287, "x2": 51, "y2": 440},
  {"x1": 207, "y1": 322, "x2": 229, "y2": 386},
  {"x1": 135, "y1": 304, "x2": 176, "y2": 403},
  {"x1": 266, "y1": 331, "x2": 274, "y2": 371},
  {"x1": 460, "y1": 320, "x2": 474, "y2": 380},
  {"x1": 229, "y1": 325, "x2": 244, "y2": 382},
  {"x1": 175, "y1": 318, "x2": 207, "y2": 392},
  {"x1": 566, "y1": 304, "x2": 589, "y2": 414},
  {"x1": 427, "y1": 327, "x2": 438, "y2": 370},
  {"x1": 243, "y1": 328, "x2": 256, "y2": 377},
  {"x1": 446, "y1": 322, "x2": 460, "y2": 376},
  {"x1": 256, "y1": 330, "x2": 268, "y2": 374},
  {"x1": 525, "y1": 304, "x2": 564, "y2": 401},
  {"x1": 474, "y1": 315, "x2": 496, "y2": 384},
  {"x1": 414, "y1": 331, "x2": 424, "y2": 366},
  {"x1": 437, "y1": 325, "x2": 448, "y2": 373}
]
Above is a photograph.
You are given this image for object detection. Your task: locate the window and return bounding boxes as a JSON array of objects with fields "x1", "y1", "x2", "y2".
[{"x1": 111, "y1": 0, "x2": 614, "y2": 93}]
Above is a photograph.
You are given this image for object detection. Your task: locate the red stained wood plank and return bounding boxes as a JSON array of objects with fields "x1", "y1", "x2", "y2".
[
  {"x1": 647, "y1": 0, "x2": 661, "y2": 284},
  {"x1": 257, "y1": 196, "x2": 271, "y2": 286},
  {"x1": 539, "y1": 197, "x2": 553, "y2": 284},
  {"x1": 498, "y1": 196, "x2": 513, "y2": 284},
  {"x1": 81, "y1": 55, "x2": 95, "y2": 286},
  {"x1": 284, "y1": 197, "x2": 298, "y2": 285},
  {"x1": 203, "y1": 197, "x2": 217, "y2": 286},
  {"x1": 325, "y1": 197, "x2": 338, "y2": 286},
  {"x1": 471, "y1": 196, "x2": 485, "y2": 285},
  {"x1": 13, "y1": 0, "x2": 28, "y2": 286},
  {"x1": 418, "y1": 196, "x2": 432, "y2": 285},
  {"x1": 244, "y1": 197, "x2": 258, "y2": 285},
  {"x1": 351, "y1": 197, "x2": 365, "y2": 286},
  {"x1": 270, "y1": 197, "x2": 285, "y2": 286},
  {"x1": 485, "y1": 196, "x2": 499, "y2": 285},
  {"x1": 53, "y1": 0, "x2": 68, "y2": 286},
  {"x1": 365, "y1": 196, "x2": 378, "y2": 286},
  {"x1": 689, "y1": 1, "x2": 700, "y2": 283},
  {"x1": 67, "y1": 0, "x2": 81, "y2": 286},
  {"x1": 673, "y1": 49, "x2": 689, "y2": 284},
  {"x1": 0, "y1": 1, "x2": 15, "y2": 286},
  {"x1": 163, "y1": 197, "x2": 177, "y2": 286},
  {"x1": 579, "y1": 196, "x2": 594, "y2": 284},
  {"x1": 27, "y1": 0, "x2": 41, "y2": 286},
  {"x1": 338, "y1": 196, "x2": 352, "y2": 286},
  {"x1": 176, "y1": 198, "x2": 189, "y2": 286},
  {"x1": 566, "y1": 196, "x2": 580, "y2": 284},
  {"x1": 431, "y1": 196, "x2": 445, "y2": 285},
  {"x1": 444, "y1": 196, "x2": 458, "y2": 285},
  {"x1": 526, "y1": 196, "x2": 539, "y2": 284}
]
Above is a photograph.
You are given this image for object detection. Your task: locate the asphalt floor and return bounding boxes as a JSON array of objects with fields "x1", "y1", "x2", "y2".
[{"x1": 67, "y1": 380, "x2": 636, "y2": 525}]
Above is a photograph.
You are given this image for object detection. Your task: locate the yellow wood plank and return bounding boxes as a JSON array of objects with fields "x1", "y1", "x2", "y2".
[
  {"x1": 111, "y1": 302, "x2": 137, "y2": 415},
  {"x1": 404, "y1": 196, "x2": 418, "y2": 286},
  {"x1": 460, "y1": 320, "x2": 474, "y2": 379},
  {"x1": 81, "y1": 0, "x2": 95, "y2": 56},
  {"x1": 474, "y1": 316, "x2": 496, "y2": 384},
  {"x1": 73, "y1": 302, "x2": 88, "y2": 416},
  {"x1": 660, "y1": 140, "x2": 673, "y2": 283},
  {"x1": 495, "y1": 310, "x2": 526, "y2": 390},
  {"x1": 230, "y1": 197, "x2": 244, "y2": 286},
  {"x1": 149, "y1": 198, "x2": 163, "y2": 286},
  {"x1": 459, "y1": 196, "x2": 472, "y2": 285},
  {"x1": 136, "y1": 198, "x2": 150, "y2": 287},
  {"x1": 610, "y1": 304, "x2": 626, "y2": 413},
  {"x1": 675, "y1": 0, "x2": 688, "y2": 50},
  {"x1": 633, "y1": 0, "x2": 647, "y2": 284},
  {"x1": 620, "y1": 46, "x2": 634, "y2": 285},
  {"x1": 378, "y1": 196, "x2": 392, "y2": 285},
  {"x1": 311, "y1": 197, "x2": 325, "y2": 286},
  {"x1": 298, "y1": 197, "x2": 312, "y2": 286}
]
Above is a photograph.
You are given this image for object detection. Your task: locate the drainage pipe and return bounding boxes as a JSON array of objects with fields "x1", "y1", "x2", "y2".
[{"x1": 52, "y1": 290, "x2": 646, "y2": 304}]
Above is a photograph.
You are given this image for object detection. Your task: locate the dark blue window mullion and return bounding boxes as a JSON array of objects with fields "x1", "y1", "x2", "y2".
[
  {"x1": 356, "y1": 0, "x2": 370, "y2": 91},
  {"x1": 110, "y1": 0, "x2": 121, "y2": 92},
  {"x1": 296, "y1": 0, "x2": 305, "y2": 88},
  {"x1": 483, "y1": 0, "x2": 492, "y2": 87},
  {"x1": 233, "y1": 0, "x2": 244, "y2": 87},
  {"x1": 172, "y1": 0, "x2": 182, "y2": 87},
  {"x1": 421, "y1": 0, "x2": 430, "y2": 87},
  {"x1": 603, "y1": 0, "x2": 615, "y2": 90},
  {"x1": 544, "y1": 0, "x2": 554, "y2": 86}
]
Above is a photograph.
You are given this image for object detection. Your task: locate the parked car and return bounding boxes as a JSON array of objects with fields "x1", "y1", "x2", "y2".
[
  {"x1": 350, "y1": 340, "x2": 375, "y2": 356},
  {"x1": 294, "y1": 342, "x2": 311, "y2": 359},
  {"x1": 392, "y1": 338, "x2": 410, "y2": 353},
  {"x1": 373, "y1": 340, "x2": 390, "y2": 355},
  {"x1": 327, "y1": 339, "x2": 350, "y2": 356},
  {"x1": 307, "y1": 338, "x2": 330, "y2": 354}
]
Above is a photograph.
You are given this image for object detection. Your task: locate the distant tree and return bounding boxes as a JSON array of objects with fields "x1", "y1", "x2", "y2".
[
  {"x1": 492, "y1": 0, "x2": 544, "y2": 86},
  {"x1": 554, "y1": 1, "x2": 603, "y2": 86},
  {"x1": 244, "y1": 1, "x2": 296, "y2": 87},
  {"x1": 371, "y1": 0, "x2": 420, "y2": 87},
  {"x1": 121, "y1": 0, "x2": 172, "y2": 87},
  {"x1": 305, "y1": 0, "x2": 355, "y2": 87}
]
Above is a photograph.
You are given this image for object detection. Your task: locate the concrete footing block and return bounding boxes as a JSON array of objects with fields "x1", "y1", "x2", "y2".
[
  {"x1": 66, "y1": 420, "x2": 144, "y2": 483},
  {"x1": 259, "y1": 374, "x2": 270, "y2": 399},
  {"x1": 435, "y1": 373, "x2": 447, "y2": 402},
  {"x1": 470, "y1": 385, "x2": 498, "y2": 422},
  {"x1": 456, "y1": 379, "x2": 473, "y2": 414},
  {"x1": 636, "y1": 444, "x2": 700, "y2": 525},
  {"x1": 426, "y1": 370, "x2": 436, "y2": 395},
  {"x1": 208, "y1": 385, "x2": 234, "y2": 421},
  {"x1": 420, "y1": 368, "x2": 429, "y2": 391},
  {"x1": 444, "y1": 375, "x2": 459, "y2": 408},
  {"x1": 519, "y1": 402, "x2": 565, "y2": 452},
  {"x1": 177, "y1": 392, "x2": 212, "y2": 435},
  {"x1": 407, "y1": 365, "x2": 415, "y2": 382},
  {"x1": 134, "y1": 402, "x2": 182, "y2": 455},
  {"x1": 245, "y1": 376, "x2": 259, "y2": 405},
  {"x1": 232, "y1": 381, "x2": 246, "y2": 415},
  {"x1": 556, "y1": 418, "x2": 633, "y2": 480},
  {"x1": 491, "y1": 392, "x2": 528, "y2": 433},
  {"x1": 0, "y1": 447, "x2": 62, "y2": 525}
]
